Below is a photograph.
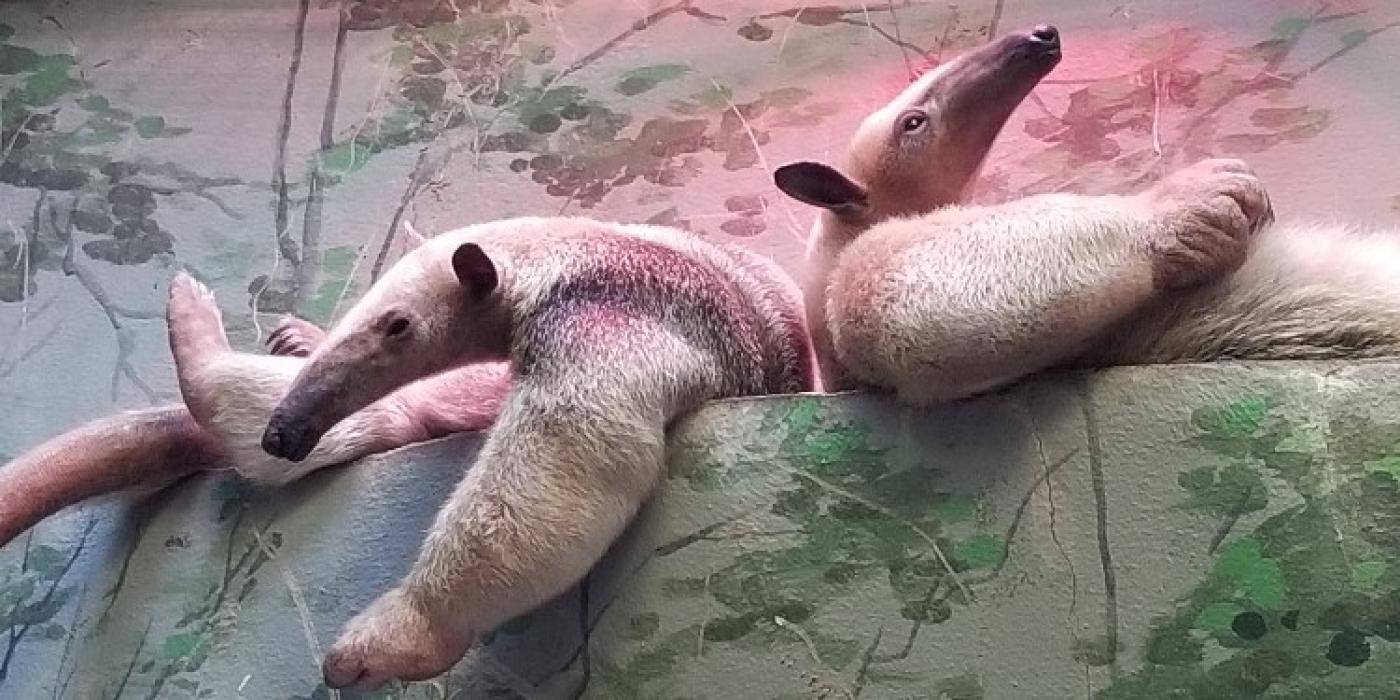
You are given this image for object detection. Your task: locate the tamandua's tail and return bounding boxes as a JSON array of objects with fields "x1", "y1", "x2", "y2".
[
  {"x1": 0, "y1": 405, "x2": 230, "y2": 549},
  {"x1": 1088, "y1": 221, "x2": 1400, "y2": 366}
]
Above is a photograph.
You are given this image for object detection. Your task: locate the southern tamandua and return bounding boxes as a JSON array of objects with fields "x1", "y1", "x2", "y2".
[
  {"x1": 777, "y1": 25, "x2": 1065, "y2": 391},
  {"x1": 256, "y1": 216, "x2": 814, "y2": 688},
  {"x1": 774, "y1": 26, "x2": 1389, "y2": 404},
  {"x1": 0, "y1": 229, "x2": 511, "y2": 549}
]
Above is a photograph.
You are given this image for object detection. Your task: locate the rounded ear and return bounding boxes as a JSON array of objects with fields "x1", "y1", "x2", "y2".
[
  {"x1": 401, "y1": 219, "x2": 428, "y2": 251},
  {"x1": 774, "y1": 161, "x2": 869, "y2": 214},
  {"x1": 451, "y1": 243, "x2": 499, "y2": 302}
]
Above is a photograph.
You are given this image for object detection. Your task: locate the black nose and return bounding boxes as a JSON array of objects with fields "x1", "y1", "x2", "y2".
[
  {"x1": 1030, "y1": 25, "x2": 1059, "y2": 47},
  {"x1": 262, "y1": 415, "x2": 315, "y2": 462}
]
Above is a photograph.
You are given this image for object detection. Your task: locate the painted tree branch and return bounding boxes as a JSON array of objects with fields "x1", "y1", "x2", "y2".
[
  {"x1": 0, "y1": 518, "x2": 97, "y2": 683},
  {"x1": 367, "y1": 0, "x2": 709, "y2": 281},
  {"x1": 107, "y1": 617, "x2": 154, "y2": 700},
  {"x1": 1080, "y1": 385, "x2": 1119, "y2": 678},
  {"x1": 271, "y1": 0, "x2": 315, "y2": 269},
  {"x1": 291, "y1": 5, "x2": 352, "y2": 311},
  {"x1": 555, "y1": 0, "x2": 702, "y2": 83},
  {"x1": 1016, "y1": 8, "x2": 1371, "y2": 199},
  {"x1": 40, "y1": 193, "x2": 160, "y2": 403}
]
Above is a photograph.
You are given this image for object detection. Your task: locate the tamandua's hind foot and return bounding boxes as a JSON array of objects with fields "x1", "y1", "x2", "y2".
[
  {"x1": 322, "y1": 587, "x2": 474, "y2": 689},
  {"x1": 167, "y1": 272, "x2": 231, "y2": 358},
  {"x1": 266, "y1": 315, "x2": 325, "y2": 357}
]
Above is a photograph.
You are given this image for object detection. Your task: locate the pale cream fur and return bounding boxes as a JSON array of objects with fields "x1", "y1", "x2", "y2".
[
  {"x1": 828, "y1": 159, "x2": 1272, "y2": 405},
  {"x1": 255, "y1": 217, "x2": 811, "y2": 688},
  {"x1": 789, "y1": 28, "x2": 1063, "y2": 390},
  {"x1": 790, "y1": 28, "x2": 1399, "y2": 407},
  {"x1": 1077, "y1": 219, "x2": 1400, "y2": 366},
  {"x1": 166, "y1": 273, "x2": 507, "y2": 486}
]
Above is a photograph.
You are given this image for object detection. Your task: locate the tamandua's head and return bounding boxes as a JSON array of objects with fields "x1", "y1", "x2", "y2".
[
  {"x1": 775, "y1": 25, "x2": 1061, "y2": 241},
  {"x1": 261, "y1": 236, "x2": 509, "y2": 462}
]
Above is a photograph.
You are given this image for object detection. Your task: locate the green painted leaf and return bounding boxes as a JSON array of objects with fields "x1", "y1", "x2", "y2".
[
  {"x1": 134, "y1": 115, "x2": 166, "y2": 138},
  {"x1": 798, "y1": 427, "x2": 868, "y2": 464},
  {"x1": 1339, "y1": 29, "x2": 1370, "y2": 49},
  {"x1": 953, "y1": 534, "x2": 1004, "y2": 570},
  {"x1": 72, "y1": 122, "x2": 124, "y2": 146},
  {"x1": 670, "y1": 83, "x2": 733, "y2": 115},
  {"x1": 302, "y1": 273, "x2": 359, "y2": 326},
  {"x1": 320, "y1": 245, "x2": 359, "y2": 277},
  {"x1": 0, "y1": 577, "x2": 38, "y2": 613},
  {"x1": 320, "y1": 142, "x2": 373, "y2": 175},
  {"x1": 1249, "y1": 106, "x2": 1327, "y2": 130},
  {"x1": 78, "y1": 94, "x2": 111, "y2": 112},
  {"x1": 1192, "y1": 395, "x2": 1269, "y2": 439},
  {"x1": 1178, "y1": 463, "x2": 1267, "y2": 516},
  {"x1": 660, "y1": 576, "x2": 707, "y2": 598},
  {"x1": 1365, "y1": 454, "x2": 1400, "y2": 480},
  {"x1": 519, "y1": 40, "x2": 554, "y2": 65},
  {"x1": 930, "y1": 494, "x2": 976, "y2": 524},
  {"x1": 160, "y1": 631, "x2": 202, "y2": 661},
  {"x1": 0, "y1": 44, "x2": 41, "y2": 74},
  {"x1": 783, "y1": 397, "x2": 823, "y2": 433},
  {"x1": 762, "y1": 86, "x2": 811, "y2": 108},
  {"x1": 1271, "y1": 17, "x2": 1311, "y2": 40},
  {"x1": 616, "y1": 64, "x2": 691, "y2": 96},
  {"x1": 27, "y1": 545, "x2": 67, "y2": 579},
  {"x1": 511, "y1": 84, "x2": 588, "y2": 126},
  {"x1": 358, "y1": 689, "x2": 401, "y2": 700},
  {"x1": 1193, "y1": 601, "x2": 1244, "y2": 634},
  {"x1": 1351, "y1": 561, "x2": 1385, "y2": 590},
  {"x1": 1213, "y1": 537, "x2": 1285, "y2": 609},
  {"x1": 1144, "y1": 623, "x2": 1204, "y2": 665},
  {"x1": 388, "y1": 45, "x2": 414, "y2": 68},
  {"x1": 933, "y1": 672, "x2": 984, "y2": 700},
  {"x1": 420, "y1": 22, "x2": 462, "y2": 45},
  {"x1": 20, "y1": 55, "x2": 77, "y2": 106}
]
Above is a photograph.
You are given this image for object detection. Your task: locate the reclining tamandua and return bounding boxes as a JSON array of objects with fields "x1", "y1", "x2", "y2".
[
  {"x1": 776, "y1": 26, "x2": 1387, "y2": 404},
  {"x1": 166, "y1": 274, "x2": 511, "y2": 484},
  {"x1": 778, "y1": 25, "x2": 1065, "y2": 391},
  {"x1": 0, "y1": 229, "x2": 510, "y2": 550},
  {"x1": 255, "y1": 216, "x2": 814, "y2": 688}
]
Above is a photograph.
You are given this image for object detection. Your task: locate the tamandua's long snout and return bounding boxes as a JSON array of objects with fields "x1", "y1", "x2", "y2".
[
  {"x1": 1027, "y1": 25, "x2": 1060, "y2": 56},
  {"x1": 939, "y1": 24, "x2": 1061, "y2": 117},
  {"x1": 260, "y1": 410, "x2": 319, "y2": 463},
  {"x1": 260, "y1": 330, "x2": 419, "y2": 462},
  {"x1": 993, "y1": 24, "x2": 1060, "y2": 64},
  {"x1": 260, "y1": 357, "x2": 359, "y2": 462}
]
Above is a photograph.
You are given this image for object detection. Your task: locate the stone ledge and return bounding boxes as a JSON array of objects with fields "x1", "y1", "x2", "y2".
[{"x1": 4, "y1": 360, "x2": 1400, "y2": 698}]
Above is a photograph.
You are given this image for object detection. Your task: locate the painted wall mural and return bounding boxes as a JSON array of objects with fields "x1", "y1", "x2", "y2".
[{"x1": 1, "y1": 1, "x2": 1399, "y2": 698}]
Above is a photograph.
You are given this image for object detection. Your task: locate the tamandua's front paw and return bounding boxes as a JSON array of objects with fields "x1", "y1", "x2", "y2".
[
  {"x1": 1143, "y1": 158, "x2": 1274, "y2": 290},
  {"x1": 265, "y1": 315, "x2": 325, "y2": 357},
  {"x1": 322, "y1": 588, "x2": 474, "y2": 690}
]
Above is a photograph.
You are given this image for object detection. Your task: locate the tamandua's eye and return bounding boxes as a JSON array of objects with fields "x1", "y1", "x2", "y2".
[
  {"x1": 377, "y1": 312, "x2": 413, "y2": 339},
  {"x1": 899, "y1": 111, "x2": 929, "y2": 134},
  {"x1": 385, "y1": 317, "x2": 410, "y2": 338}
]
